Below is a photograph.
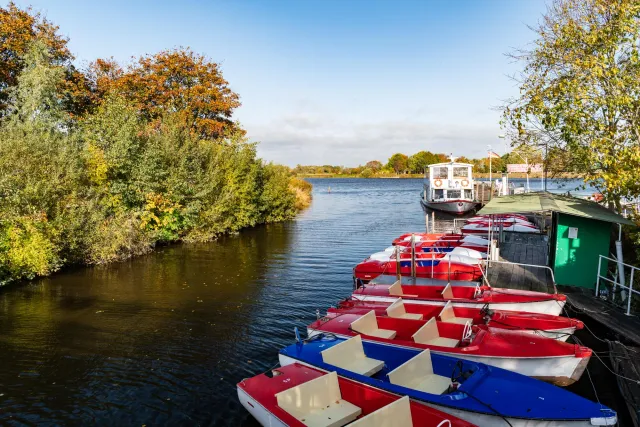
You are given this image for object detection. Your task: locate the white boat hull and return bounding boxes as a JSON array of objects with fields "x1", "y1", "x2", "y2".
[
  {"x1": 279, "y1": 355, "x2": 612, "y2": 427},
  {"x1": 308, "y1": 330, "x2": 585, "y2": 385},
  {"x1": 351, "y1": 294, "x2": 566, "y2": 316},
  {"x1": 421, "y1": 199, "x2": 477, "y2": 214},
  {"x1": 237, "y1": 387, "x2": 287, "y2": 427}
]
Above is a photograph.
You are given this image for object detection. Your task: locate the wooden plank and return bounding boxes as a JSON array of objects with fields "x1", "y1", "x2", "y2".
[{"x1": 566, "y1": 292, "x2": 640, "y2": 346}]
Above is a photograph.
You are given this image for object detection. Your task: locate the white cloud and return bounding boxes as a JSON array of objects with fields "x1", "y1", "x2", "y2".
[{"x1": 249, "y1": 114, "x2": 503, "y2": 166}]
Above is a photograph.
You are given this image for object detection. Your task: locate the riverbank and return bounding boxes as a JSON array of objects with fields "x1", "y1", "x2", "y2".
[{"x1": 297, "y1": 172, "x2": 582, "y2": 179}]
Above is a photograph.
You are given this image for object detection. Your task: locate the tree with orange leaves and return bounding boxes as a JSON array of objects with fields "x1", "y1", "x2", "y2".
[
  {"x1": 89, "y1": 49, "x2": 242, "y2": 139},
  {"x1": 0, "y1": 2, "x2": 75, "y2": 115}
]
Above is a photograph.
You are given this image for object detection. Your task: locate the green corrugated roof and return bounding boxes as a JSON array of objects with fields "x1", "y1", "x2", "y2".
[{"x1": 477, "y1": 192, "x2": 635, "y2": 225}]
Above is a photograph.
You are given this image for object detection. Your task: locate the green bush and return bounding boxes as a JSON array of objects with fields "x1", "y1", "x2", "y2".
[{"x1": 0, "y1": 41, "x2": 312, "y2": 284}]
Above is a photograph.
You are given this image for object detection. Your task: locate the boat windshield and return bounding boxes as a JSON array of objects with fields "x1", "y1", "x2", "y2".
[
  {"x1": 447, "y1": 190, "x2": 461, "y2": 199},
  {"x1": 433, "y1": 189, "x2": 444, "y2": 200},
  {"x1": 432, "y1": 167, "x2": 448, "y2": 179},
  {"x1": 453, "y1": 167, "x2": 468, "y2": 179},
  {"x1": 464, "y1": 189, "x2": 472, "y2": 199}
]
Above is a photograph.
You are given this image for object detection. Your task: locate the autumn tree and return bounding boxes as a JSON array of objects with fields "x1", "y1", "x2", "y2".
[
  {"x1": 503, "y1": 0, "x2": 640, "y2": 209},
  {"x1": 89, "y1": 49, "x2": 242, "y2": 139},
  {"x1": 386, "y1": 153, "x2": 409, "y2": 174},
  {"x1": 365, "y1": 160, "x2": 382, "y2": 172},
  {"x1": 0, "y1": 2, "x2": 77, "y2": 115}
]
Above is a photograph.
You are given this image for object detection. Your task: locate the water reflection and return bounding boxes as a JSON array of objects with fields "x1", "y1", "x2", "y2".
[{"x1": 0, "y1": 177, "x2": 623, "y2": 426}]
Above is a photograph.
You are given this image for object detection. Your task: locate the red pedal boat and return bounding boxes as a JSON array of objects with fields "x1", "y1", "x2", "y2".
[
  {"x1": 238, "y1": 363, "x2": 476, "y2": 427},
  {"x1": 331, "y1": 297, "x2": 582, "y2": 341},
  {"x1": 354, "y1": 253, "x2": 483, "y2": 282},
  {"x1": 461, "y1": 221, "x2": 540, "y2": 235},
  {"x1": 352, "y1": 281, "x2": 566, "y2": 315},
  {"x1": 393, "y1": 233, "x2": 489, "y2": 247},
  {"x1": 307, "y1": 311, "x2": 591, "y2": 386}
]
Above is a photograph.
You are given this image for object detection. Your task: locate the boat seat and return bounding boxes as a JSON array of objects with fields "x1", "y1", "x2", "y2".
[
  {"x1": 388, "y1": 281, "x2": 418, "y2": 298},
  {"x1": 349, "y1": 395, "x2": 413, "y2": 427},
  {"x1": 321, "y1": 335, "x2": 385, "y2": 377},
  {"x1": 388, "y1": 350, "x2": 451, "y2": 395},
  {"x1": 439, "y1": 301, "x2": 473, "y2": 325},
  {"x1": 350, "y1": 311, "x2": 397, "y2": 339},
  {"x1": 276, "y1": 371, "x2": 362, "y2": 427},
  {"x1": 441, "y1": 283, "x2": 454, "y2": 299},
  {"x1": 412, "y1": 318, "x2": 459, "y2": 348},
  {"x1": 386, "y1": 299, "x2": 423, "y2": 320}
]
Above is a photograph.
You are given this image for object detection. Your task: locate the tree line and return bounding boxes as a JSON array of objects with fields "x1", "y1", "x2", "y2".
[
  {"x1": 0, "y1": 3, "x2": 311, "y2": 284},
  {"x1": 294, "y1": 150, "x2": 543, "y2": 177}
]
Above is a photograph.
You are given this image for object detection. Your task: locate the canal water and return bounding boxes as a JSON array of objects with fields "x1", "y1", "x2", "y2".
[{"x1": 0, "y1": 178, "x2": 629, "y2": 426}]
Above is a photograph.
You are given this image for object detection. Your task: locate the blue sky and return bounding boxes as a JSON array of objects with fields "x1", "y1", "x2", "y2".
[{"x1": 14, "y1": 0, "x2": 547, "y2": 166}]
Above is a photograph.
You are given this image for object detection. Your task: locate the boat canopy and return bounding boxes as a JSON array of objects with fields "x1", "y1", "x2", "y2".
[{"x1": 477, "y1": 191, "x2": 634, "y2": 225}]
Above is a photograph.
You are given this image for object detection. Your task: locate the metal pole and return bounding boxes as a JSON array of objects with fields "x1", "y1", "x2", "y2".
[
  {"x1": 411, "y1": 233, "x2": 416, "y2": 278},
  {"x1": 395, "y1": 245, "x2": 401, "y2": 281},
  {"x1": 426, "y1": 214, "x2": 429, "y2": 233},
  {"x1": 615, "y1": 224, "x2": 625, "y2": 298},
  {"x1": 488, "y1": 145, "x2": 492, "y2": 185},
  {"x1": 627, "y1": 269, "x2": 634, "y2": 316},
  {"x1": 595, "y1": 256, "x2": 602, "y2": 297}
]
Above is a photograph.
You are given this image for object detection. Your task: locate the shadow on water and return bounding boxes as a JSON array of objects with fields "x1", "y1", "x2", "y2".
[{"x1": 0, "y1": 178, "x2": 630, "y2": 426}]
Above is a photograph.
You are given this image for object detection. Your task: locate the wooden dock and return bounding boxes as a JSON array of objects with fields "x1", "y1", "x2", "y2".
[
  {"x1": 486, "y1": 233, "x2": 555, "y2": 294},
  {"x1": 609, "y1": 341, "x2": 640, "y2": 426}
]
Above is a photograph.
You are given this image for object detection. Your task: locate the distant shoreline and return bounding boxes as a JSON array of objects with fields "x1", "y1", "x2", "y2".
[{"x1": 298, "y1": 172, "x2": 582, "y2": 179}]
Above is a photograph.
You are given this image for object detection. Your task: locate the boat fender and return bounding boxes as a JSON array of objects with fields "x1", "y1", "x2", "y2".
[{"x1": 294, "y1": 326, "x2": 301, "y2": 343}]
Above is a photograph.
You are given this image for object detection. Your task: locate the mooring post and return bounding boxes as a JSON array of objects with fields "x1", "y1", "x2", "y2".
[
  {"x1": 411, "y1": 233, "x2": 416, "y2": 278},
  {"x1": 425, "y1": 214, "x2": 429, "y2": 233},
  {"x1": 431, "y1": 211, "x2": 435, "y2": 233},
  {"x1": 395, "y1": 245, "x2": 401, "y2": 281}
]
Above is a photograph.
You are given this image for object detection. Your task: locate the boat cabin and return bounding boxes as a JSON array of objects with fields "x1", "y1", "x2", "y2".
[{"x1": 424, "y1": 156, "x2": 474, "y2": 203}]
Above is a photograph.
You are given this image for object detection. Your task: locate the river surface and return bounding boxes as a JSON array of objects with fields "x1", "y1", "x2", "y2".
[{"x1": 0, "y1": 178, "x2": 629, "y2": 426}]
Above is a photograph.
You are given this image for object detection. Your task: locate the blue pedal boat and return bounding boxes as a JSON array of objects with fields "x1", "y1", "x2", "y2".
[{"x1": 278, "y1": 334, "x2": 617, "y2": 427}]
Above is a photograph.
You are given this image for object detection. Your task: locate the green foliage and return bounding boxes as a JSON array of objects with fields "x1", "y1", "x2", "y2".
[
  {"x1": 503, "y1": 0, "x2": 640, "y2": 209},
  {"x1": 0, "y1": 38, "x2": 311, "y2": 284},
  {"x1": 360, "y1": 167, "x2": 373, "y2": 178},
  {"x1": 408, "y1": 151, "x2": 439, "y2": 174},
  {"x1": 259, "y1": 163, "x2": 298, "y2": 223},
  {"x1": 386, "y1": 153, "x2": 409, "y2": 174}
]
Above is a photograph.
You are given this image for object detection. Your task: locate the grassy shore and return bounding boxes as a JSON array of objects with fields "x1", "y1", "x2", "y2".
[{"x1": 299, "y1": 172, "x2": 581, "y2": 179}]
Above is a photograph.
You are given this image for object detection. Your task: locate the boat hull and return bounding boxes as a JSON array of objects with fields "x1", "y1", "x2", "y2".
[
  {"x1": 306, "y1": 328, "x2": 588, "y2": 386},
  {"x1": 279, "y1": 354, "x2": 607, "y2": 427},
  {"x1": 421, "y1": 198, "x2": 477, "y2": 214},
  {"x1": 351, "y1": 294, "x2": 566, "y2": 316},
  {"x1": 237, "y1": 388, "x2": 287, "y2": 427}
]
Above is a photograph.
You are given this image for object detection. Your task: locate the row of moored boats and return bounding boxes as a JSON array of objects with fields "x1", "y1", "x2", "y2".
[{"x1": 237, "y1": 215, "x2": 617, "y2": 427}]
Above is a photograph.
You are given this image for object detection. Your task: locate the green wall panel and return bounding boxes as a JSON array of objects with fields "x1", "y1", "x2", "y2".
[{"x1": 553, "y1": 213, "x2": 611, "y2": 289}]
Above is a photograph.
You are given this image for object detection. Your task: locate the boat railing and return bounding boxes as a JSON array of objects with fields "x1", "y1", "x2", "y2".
[
  {"x1": 596, "y1": 255, "x2": 640, "y2": 316},
  {"x1": 482, "y1": 259, "x2": 558, "y2": 294}
]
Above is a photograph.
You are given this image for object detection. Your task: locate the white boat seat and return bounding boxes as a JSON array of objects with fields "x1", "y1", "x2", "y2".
[
  {"x1": 321, "y1": 335, "x2": 385, "y2": 377},
  {"x1": 349, "y1": 395, "x2": 413, "y2": 427},
  {"x1": 276, "y1": 371, "x2": 362, "y2": 427},
  {"x1": 412, "y1": 318, "x2": 459, "y2": 348},
  {"x1": 439, "y1": 301, "x2": 473, "y2": 325},
  {"x1": 350, "y1": 311, "x2": 397, "y2": 339},
  {"x1": 388, "y1": 350, "x2": 451, "y2": 395},
  {"x1": 441, "y1": 283, "x2": 454, "y2": 299},
  {"x1": 388, "y1": 281, "x2": 418, "y2": 298},
  {"x1": 386, "y1": 299, "x2": 423, "y2": 320}
]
